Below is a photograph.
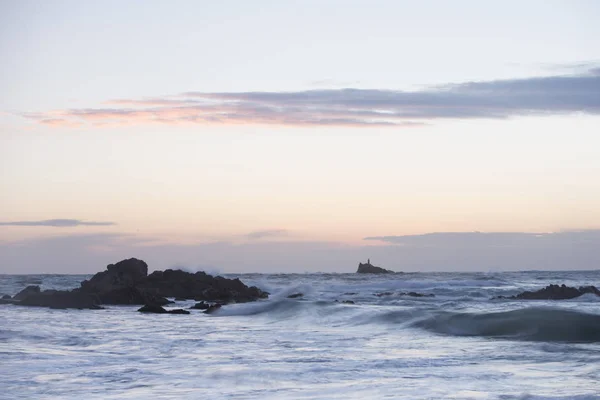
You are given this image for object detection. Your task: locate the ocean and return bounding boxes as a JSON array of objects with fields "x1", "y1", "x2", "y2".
[{"x1": 1, "y1": 270, "x2": 599, "y2": 399}]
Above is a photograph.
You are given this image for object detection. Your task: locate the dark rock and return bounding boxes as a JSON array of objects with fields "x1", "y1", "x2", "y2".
[
  {"x1": 138, "y1": 269, "x2": 269, "y2": 303},
  {"x1": 138, "y1": 304, "x2": 167, "y2": 313},
  {"x1": 17, "y1": 290, "x2": 103, "y2": 309},
  {"x1": 375, "y1": 291, "x2": 394, "y2": 297},
  {"x1": 341, "y1": 300, "x2": 355, "y2": 304},
  {"x1": 80, "y1": 258, "x2": 148, "y2": 293},
  {"x1": 168, "y1": 309, "x2": 190, "y2": 315},
  {"x1": 343, "y1": 292, "x2": 357, "y2": 295},
  {"x1": 14, "y1": 285, "x2": 41, "y2": 301},
  {"x1": 190, "y1": 301, "x2": 210, "y2": 310},
  {"x1": 287, "y1": 293, "x2": 303, "y2": 299},
  {"x1": 2, "y1": 294, "x2": 11, "y2": 299},
  {"x1": 204, "y1": 303, "x2": 222, "y2": 314},
  {"x1": 174, "y1": 297, "x2": 188, "y2": 301},
  {"x1": 97, "y1": 287, "x2": 171, "y2": 306},
  {"x1": 357, "y1": 261, "x2": 394, "y2": 274},
  {"x1": 497, "y1": 284, "x2": 600, "y2": 300},
  {"x1": 405, "y1": 292, "x2": 435, "y2": 298}
]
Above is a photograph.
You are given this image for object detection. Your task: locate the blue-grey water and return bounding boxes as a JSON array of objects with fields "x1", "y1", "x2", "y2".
[{"x1": 1, "y1": 270, "x2": 600, "y2": 399}]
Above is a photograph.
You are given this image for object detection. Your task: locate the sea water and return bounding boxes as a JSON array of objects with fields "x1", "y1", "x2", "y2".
[{"x1": 1, "y1": 271, "x2": 599, "y2": 399}]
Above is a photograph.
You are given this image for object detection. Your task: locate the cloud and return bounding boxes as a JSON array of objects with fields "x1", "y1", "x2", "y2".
[
  {"x1": 21, "y1": 66, "x2": 600, "y2": 128},
  {"x1": 0, "y1": 219, "x2": 116, "y2": 227},
  {"x1": 246, "y1": 229, "x2": 288, "y2": 240}
]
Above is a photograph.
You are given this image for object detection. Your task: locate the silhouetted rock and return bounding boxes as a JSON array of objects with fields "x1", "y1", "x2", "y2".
[
  {"x1": 204, "y1": 303, "x2": 222, "y2": 314},
  {"x1": 340, "y1": 300, "x2": 355, "y2": 304},
  {"x1": 14, "y1": 285, "x2": 41, "y2": 301},
  {"x1": 2, "y1": 295, "x2": 11, "y2": 299},
  {"x1": 97, "y1": 287, "x2": 171, "y2": 306},
  {"x1": 80, "y1": 258, "x2": 148, "y2": 293},
  {"x1": 190, "y1": 301, "x2": 210, "y2": 310},
  {"x1": 168, "y1": 309, "x2": 190, "y2": 314},
  {"x1": 138, "y1": 269, "x2": 269, "y2": 303},
  {"x1": 497, "y1": 284, "x2": 600, "y2": 300},
  {"x1": 357, "y1": 262, "x2": 394, "y2": 274},
  {"x1": 287, "y1": 293, "x2": 303, "y2": 299}
]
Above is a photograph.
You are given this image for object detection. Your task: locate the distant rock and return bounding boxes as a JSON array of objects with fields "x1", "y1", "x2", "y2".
[
  {"x1": 339, "y1": 300, "x2": 355, "y2": 304},
  {"x1": 497, "y1": 284, "x2": 600, "y2": 300},
  {"x1": 287, "y1": 293, "x2": 303, "y2": 299},
  {"x1": 357, "y1": 261, "x2": 394, "y2": 274},
  {"x1": 138, "y1": 304, "x2": 190, "y2": 314}
]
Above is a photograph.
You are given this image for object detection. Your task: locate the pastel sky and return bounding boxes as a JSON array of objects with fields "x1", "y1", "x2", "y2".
[{"x1": 1, "y1": 0, "x2": 599, "y2": 273}]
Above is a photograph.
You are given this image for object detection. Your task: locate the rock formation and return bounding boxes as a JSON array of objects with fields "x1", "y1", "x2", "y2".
[
  {"x1": 5, "y1": 257, "x2": 268, "y2": 310},
  {"x1": 357, "y1": 261, "x2": 394, "y2": 274}
]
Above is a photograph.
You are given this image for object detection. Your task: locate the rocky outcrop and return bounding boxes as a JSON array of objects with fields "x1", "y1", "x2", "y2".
[
  {"x1": 497, "y1": 284, "x2": 600, "y2": 300},
  {"x1": 137, "y1": 269, "x2": 268, "y2": 303},
  {"x1": 80, "y1": 258, "x2": 148, "y2": 293},
  {"x1": 190, "y1": 301, "x2": 210, "y2": 310},
  {"x1": 204, "y1": 304, "x2": 222, "y2": 314},
  {"x1": 357, "y1": 261, "x2": 394, "y2": 274},
  {"x1": 6, "y1": 258, "x2": 268, "y2": 309},
  {"x1": 138, "y1": 304, "x2": 190, "y2": 314}
]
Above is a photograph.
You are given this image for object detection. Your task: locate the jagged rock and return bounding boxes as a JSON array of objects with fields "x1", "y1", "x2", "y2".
[
  {"x1": 190, "y1": 301, "x2": 210, "y2": 310},
  {"x1": 138, "y1": 269, "x2": 269, "y2": 303},
  {"x1": 204, "y1": 303, "x2": 222, "y2": 314},
  {"x1": 80, "y1": 258, "x2": 148, "y2": 293},
  {"x1": 357, "y1": 262, "x2": 394, "y2": 274},
  {"x1": 14, "y1": 285, "x2": 41, "y2": 301},
  {"x1": 287, "y1": 293, "x2": 303, "y2": 299},
  {"x1": 497, "y1": 284, "x2": 600, "y2": 300}
]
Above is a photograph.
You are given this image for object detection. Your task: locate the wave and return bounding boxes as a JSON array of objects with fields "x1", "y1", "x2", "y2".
[{"x1": 411, "y1": 307, "x2": 600, "y2": 343}]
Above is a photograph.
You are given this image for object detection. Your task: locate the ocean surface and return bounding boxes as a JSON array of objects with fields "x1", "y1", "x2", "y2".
[{"x1": 1, "y1": 270, "x2": 600, "y2": 400}]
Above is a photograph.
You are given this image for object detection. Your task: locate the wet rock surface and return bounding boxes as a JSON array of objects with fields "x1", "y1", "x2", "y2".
[{"x1": 357, "y1": 262, "x2": 394, "y2": 274}]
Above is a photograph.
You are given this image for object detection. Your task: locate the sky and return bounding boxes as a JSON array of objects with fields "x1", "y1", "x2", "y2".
[{"x1": 1, "y1": 0, "x2": 599, "y2": 273}]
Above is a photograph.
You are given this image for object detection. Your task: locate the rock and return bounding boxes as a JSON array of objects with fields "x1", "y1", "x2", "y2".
[
  {"x1": 2, "y1": 295, "x2": 11, "y2": 299},
  {"x1": 97, "y1": 287, "x2": 171, "y2": 306},
  {"x1": 17, "y1": 290, "x2": 103, "y2": 309},
  {"x1": 174, "y1": 297, "x2": 188, "y2": 301},
  {"x1": 498, "y1": 284, "x2": 600, "y2": 300},
  {"x1": 190, "y1": 301, "x2": 210, "y2": 310},
  {"x1": 405, "y1": 292, "x2": 435, "y2": 298},
  {"x1": 375, "y1": 291, "x2": 394, "y2": 297},
  {"x1": 287, "y1": 293, "x2": 303, "y2": 299},
  {"x1": 139, "y1": 269, "x2": 269, "y2": 303},
  {"x1": 80, "y1": 258, "x2": 148, "y2": 293},
  {"x1": 357, "y1": 261, "x2": 394, "y2": 274},
  {"x1": 204, "y1": 303, "x2": 222, "y2": 314},
  {"x1": 168, "y1": 309, "x2": 190, "y2": 315},
  {"x1": 138, "y1": 304, "x2": 167, "y2": 313},
  {"x1": 14, "y1": 285, "x2": 41, "y2": 301},
  {"x1": 341, "y1": 300, "x2": 355, "y2": 304}
]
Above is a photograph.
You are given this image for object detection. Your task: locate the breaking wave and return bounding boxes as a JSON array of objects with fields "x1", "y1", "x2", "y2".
[{"x1": 411, "y1": 307, "x2": 600, "y2": 343}]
